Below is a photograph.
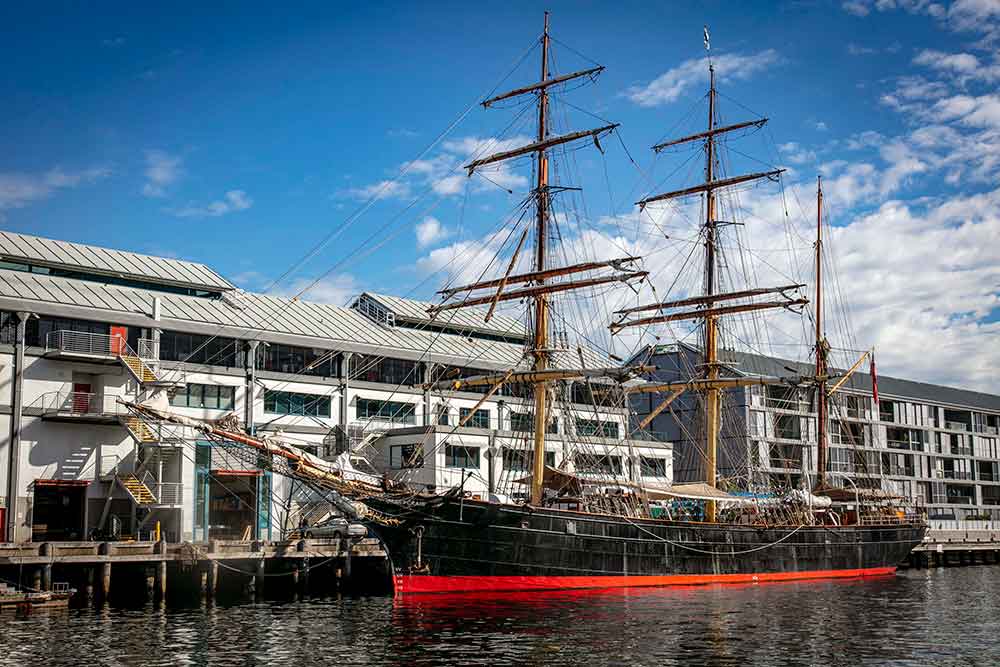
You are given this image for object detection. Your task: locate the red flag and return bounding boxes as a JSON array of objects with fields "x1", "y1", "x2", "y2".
[{"x1": 870, "y1": 351, "x2": 879, "y2": 406}]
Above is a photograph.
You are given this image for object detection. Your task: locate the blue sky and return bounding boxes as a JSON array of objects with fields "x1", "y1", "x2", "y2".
[{"x1": 1, "y1": 1, "x2": 998, "y2": 389}]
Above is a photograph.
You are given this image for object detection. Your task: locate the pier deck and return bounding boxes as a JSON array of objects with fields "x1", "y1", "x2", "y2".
[{"x1": 0, "y1": 538, "x2": 385, "y2": 565}]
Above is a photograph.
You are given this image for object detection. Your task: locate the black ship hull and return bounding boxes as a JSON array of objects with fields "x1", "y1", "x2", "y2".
[{"x1": 366, "y1": 497, "x2": 926, "y2": 595}]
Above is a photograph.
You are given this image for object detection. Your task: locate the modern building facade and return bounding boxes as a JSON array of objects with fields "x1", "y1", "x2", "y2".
[
  {"x1": 633, "y1": 342, "x2": 1000, "y2": 523},
  {"x1": 0, "y1": 231, "x2": 670, "y2": 543}
]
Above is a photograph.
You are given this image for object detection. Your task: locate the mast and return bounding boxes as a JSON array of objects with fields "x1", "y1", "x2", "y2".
[
  {"x1": 433, "y1": 12, "x2": 625, "y2": 506},
  {"x1": 530, "y1": 12, "x2": 551, "y2": 506},
  {"x1": 814, "y1": 176, "x2": 828, "y2": 489},
  {"x1": 704, "y1": 64, "x2": 720, "y2": 522},
  {"x1": 612, "y1": 30, "x2": 801, "y2": 521}
]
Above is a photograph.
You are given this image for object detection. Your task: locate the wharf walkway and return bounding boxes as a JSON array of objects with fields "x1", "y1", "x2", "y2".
[
  {"x1": 908, "y1": 527, "x2": 1000, "y2": 567},
  {"x1": 0, "y1": 538, "x2": 388, "y2": 600}
]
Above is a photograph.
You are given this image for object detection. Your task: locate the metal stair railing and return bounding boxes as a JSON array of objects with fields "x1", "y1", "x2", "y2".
[
  {"x1": 117, "y1": 470, "x2": 159, "y2": 505},
  {"x1": 116, "y1": 339, "x2": 160, "y2": 384}
]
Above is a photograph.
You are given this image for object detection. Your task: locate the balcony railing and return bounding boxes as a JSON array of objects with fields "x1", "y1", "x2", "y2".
[
  {"x1": 39, "y1": 391, "x2": 120, "y2": 417},
  {"x1": 945, "y1": 420, "x2": 969, "y2": 431},
  {"x1": 943, "y1": 470, "x2": 973, "y2": 480},
  {"x1": 45, "y1": 330, "x2": 158, "y2": 360},
  {"x1": 155, "y1": 482, "x2": 183, "y2": 505}
]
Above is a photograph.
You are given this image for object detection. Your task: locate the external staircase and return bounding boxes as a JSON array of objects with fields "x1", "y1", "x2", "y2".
[
  {"x1": 119, "y1": 351, "x2": 158, "y2": 384},
  {"x1": 122, "y1": 416, "x2": 158, "y2": 443},
  {"x1": 117, "y1": 473, "x2": 158, "y2": 505}
]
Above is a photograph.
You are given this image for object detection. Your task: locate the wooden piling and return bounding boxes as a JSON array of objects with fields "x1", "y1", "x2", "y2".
[
  {"x1": 101, "y1": 562, "x2": 111, "y2": 599},
  {"x1": 155, "y1": 561, "x2": 167, "y2": 600}
]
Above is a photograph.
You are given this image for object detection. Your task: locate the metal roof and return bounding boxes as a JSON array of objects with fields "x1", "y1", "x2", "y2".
[
  {"x1": 359, "y1": 292, "x2": 528, "y2": 341},
  {"x1": 640, "y1": 343, "x2": 1000, "y2": 413},
  {"x1": 0, "y1": 231, "x2": 234, "y2": 292},
  {"x1": 0, "y1": 269, "x2": 609, "y2": 371}
]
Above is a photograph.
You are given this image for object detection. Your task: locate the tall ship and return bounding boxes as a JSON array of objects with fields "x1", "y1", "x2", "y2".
[{"x1": 127, "y1": 13, "x2": 925, "y2": 595}]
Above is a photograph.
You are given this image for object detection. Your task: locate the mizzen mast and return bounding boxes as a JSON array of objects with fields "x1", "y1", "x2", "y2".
[{"x1": 814, "y1": 176, "x2": 829, "y2": 490}]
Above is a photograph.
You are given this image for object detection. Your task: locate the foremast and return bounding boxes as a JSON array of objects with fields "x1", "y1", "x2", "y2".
[
  {"x1": 428, "y1": 12, "x2": 639, "y2": 507},
  {"x1": 531, "y1": 12, "x2": 552, "y2": 507}
]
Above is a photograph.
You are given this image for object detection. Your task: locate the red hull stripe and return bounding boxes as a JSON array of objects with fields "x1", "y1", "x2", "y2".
[{"x1": 395, "y1": 567, "x2": 897, "y2": 595}]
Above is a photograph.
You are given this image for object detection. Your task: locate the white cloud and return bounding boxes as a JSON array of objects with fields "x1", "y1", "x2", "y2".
[
  {"x1": 844, "y1": 0, "x2": 947, "y2": 18},
  {"x1": 142, "y1": 150, "x2": 182, "y2": 198},
  {"x1": 815, "y1": 121, "x2": 829, "y2": 131},
  {"x1": 274, "y1": 273, "x2": 358, "y2": 306},
  {"x1": 337, "y1": 179, "x2": 412, "y2": 201},
  {"x1": 778, "y1": 142, "x2": 817, "y2": 165},
  {"x1": 343, "y1": 134, "x2": 531, "y2": 204},
  {"x1": 842, "y1": 0, "x2": 872, "y2": 16},
  {"x1": 847, "y1": 43, "x2": 878, "y2": 55},
  {"x1": 0, "y1": 166, "x2": 110, "y2": 211},
  {"x1": 173, "y1": 190, "x2": 253, "y2": 218},
  {"x1": 415, "y1": 216, "x2": 450, "y2": 248},
  {"x1": 624, "y1": 50, "x2": 781, "y2": 107}
]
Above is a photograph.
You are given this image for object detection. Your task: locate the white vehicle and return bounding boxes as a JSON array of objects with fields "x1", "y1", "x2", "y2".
[{"x1": 301, "y1": 517, "x2": 367, "y2": 540}]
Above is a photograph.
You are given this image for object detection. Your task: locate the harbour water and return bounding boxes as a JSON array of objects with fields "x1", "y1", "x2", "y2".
[{"x1": 1, "y1": 567, "x2": 996, "y2": 666}]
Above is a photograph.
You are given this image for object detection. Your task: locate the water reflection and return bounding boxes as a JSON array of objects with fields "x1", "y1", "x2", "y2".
[{"x1": 0, "y1": 568, "x2": 997, "y2": 666}]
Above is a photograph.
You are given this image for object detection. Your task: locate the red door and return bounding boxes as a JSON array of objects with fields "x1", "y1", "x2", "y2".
[
  {"x1": 73, "y1": 382, "x2": 91, "y2": 413},
  {"x1": 110, "y1": 325, "x2": 127, "y2": 355}
]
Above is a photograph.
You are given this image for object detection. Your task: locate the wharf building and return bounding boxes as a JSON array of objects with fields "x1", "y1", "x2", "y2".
[
  {"x1": 632, "y1": 342, "x2": 1000, "y2": 523},
  {"x1": 0, "y1": 232, "x2": 671, "y2": 544}
]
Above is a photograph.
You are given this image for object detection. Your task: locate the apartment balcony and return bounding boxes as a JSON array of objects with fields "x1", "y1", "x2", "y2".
[
  {"x1": 38, "y1": 391, "x2": 122, "y2": 424},
  {"x1": 942, "y1": 470, "x2": 973, "y2": 480},
  {"x1": 945, "y1": 420, "x2": 969, "y2": 432},
  {"x1": 44, "y1": 330, "x2": 158, "y2": 364}
]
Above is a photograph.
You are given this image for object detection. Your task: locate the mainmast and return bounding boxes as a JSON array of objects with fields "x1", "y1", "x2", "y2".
[
  {"x1": 531, "y1": 12, "x2": 552, "y2": 506},
  {"x1": 814, "y1": 176, "x2": 828, "y2": 489},
  {"x1": 611, "y1": 29, "x2": 801, "y2": 522},
  {"x1": 703, "y1": 64, "x2": 720, "y2": 523}
]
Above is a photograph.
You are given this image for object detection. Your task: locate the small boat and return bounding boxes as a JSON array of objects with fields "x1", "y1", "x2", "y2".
[{"x1": 0, "y1": 582, "x2": 76, "y2": 611}]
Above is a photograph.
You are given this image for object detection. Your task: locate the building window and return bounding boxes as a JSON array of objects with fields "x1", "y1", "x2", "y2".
[
  {"x1": 774, "y1": 415, "x2": 801, "y2": 440},
  {"x1": 575, "y1": 418, "x2": 619, "y2": 439},
  {"x1": 502, "y1": 448, "x2": 555, "y2": 471},
  {"x1": 769, "y1": 443, "x2": 803, "y2": 469},
  {"x1": 257, "y1": 343, "x2": 337, "y2": 376},
  {"x1": 390, "y1": 444, "x2": 424, "y2": 469},
  {"x1": 160, "y1": 330, "x2": 239, "y2": 367},
  {"x1": 356, "y1": 398, "x2": 415, "y2": 424},
  {"x1": 349, "y1": 355, "x2": 420, "y2": 386},
  {"x1": 263, "y1": 390, "x2": 332, "y2": 417},
  {"x1": 459, "y1": 408, "x2": 490, "y2": 429},
  {"x1": 570, "y1": 382, "x2": 622, "y2": 406},
  {"x1": 879, "y1": 401, "x2": 895, "y2": 423},
  {"x1": 435, "y1": 404, "x2": 449, "y2": 426},
  {"x1": 445, "y1": 445, "x2": 480, "y2": 469},
  {"x1": 640, "y1": 457, "x2": 668, "y2": 478},
  {"x1": 510, "y1": 412, "x2": 558, "y2": 434},
  {"x1": 170, "y1": 384, "x2": 236, "y2": 411},
  {"x1": 576, "y1": 454, "x2": 623, "y2": 475},
  {"x1": 24, "y1": 315, "x2": 110, "y2": 348}
]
